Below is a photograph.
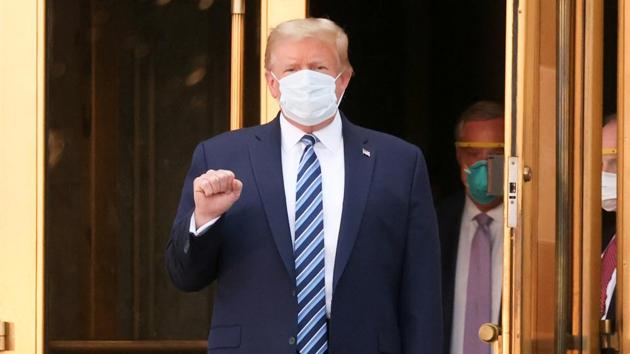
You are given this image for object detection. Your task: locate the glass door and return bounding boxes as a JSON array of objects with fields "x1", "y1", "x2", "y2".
[
  {"x1": 506, "y1": 0, "x2": 627, "y2": 353},
  {"x1": 45, "y1": 0, "x2": 232, "y2": 351}
]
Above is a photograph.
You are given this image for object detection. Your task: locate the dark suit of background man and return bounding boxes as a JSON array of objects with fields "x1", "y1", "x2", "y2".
[
  {"x1": 438, "y1": 101, "x2": 504, "y2": 354},
  {"x1": 601, "y1": 114, "x2": 617, "y2": 354},
  {"x1": 166, "y1": 18, "x2": 442, "y2": 354}
]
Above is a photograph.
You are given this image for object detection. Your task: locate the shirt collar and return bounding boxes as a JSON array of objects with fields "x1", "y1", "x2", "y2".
[
  {"x1": 463, "y1": 195, "x2": 503, "y2": 225},
  {"x1": 279, "y1": 112, "x2": 343, "y2": 152}
]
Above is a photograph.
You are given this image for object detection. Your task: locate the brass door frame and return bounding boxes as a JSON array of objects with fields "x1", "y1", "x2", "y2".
[
  {"x1": 503, "y1": 0, "x2": 548, "y2": 352},
  {"x1": 503, "y1": 0, "x2": 520, "y2": 352},
  {"x1": 618, "y1": 0, "x2": 630, "y2": 351},
  {"x1": 231, "y1": 0, "x2": 246, "y2": 130},
  {"x1": 558, "y1": 0, "x2": 606, "y2": 351},
  {"x1": 573, "y1": 0, "x2": 603, "y2": 352},
  {"x1": 555, "y1": 1, "x2": 575, "y2": 353}
]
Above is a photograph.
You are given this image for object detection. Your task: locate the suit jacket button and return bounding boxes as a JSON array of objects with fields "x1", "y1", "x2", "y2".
[
  {"x1": 289, "y1": 336, "x2": 296, "y2": 345},
  {"x1": 292, "y1": 290, "x2": 296, "y2": 297}
]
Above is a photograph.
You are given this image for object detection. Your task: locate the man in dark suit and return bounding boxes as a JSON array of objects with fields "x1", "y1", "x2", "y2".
[
  {"x1": 166, "y1": 18, "x2": 442, "y2": 354},
  {"x1": 438, "y1": 101, "x2": 504, "y2": 354},
  {"x1": 600, "y1": 114, "x2": 617, "y2": 346}
]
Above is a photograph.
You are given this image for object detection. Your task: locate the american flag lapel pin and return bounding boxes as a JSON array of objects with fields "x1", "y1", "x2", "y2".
[{"x1": 362, "y1": 148, "x2": 371, "y2": 157}]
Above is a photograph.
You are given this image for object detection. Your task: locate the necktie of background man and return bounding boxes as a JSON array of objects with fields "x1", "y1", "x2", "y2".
[{"x1": 464, "y1": 213, "x2": 493, "y2": 354}]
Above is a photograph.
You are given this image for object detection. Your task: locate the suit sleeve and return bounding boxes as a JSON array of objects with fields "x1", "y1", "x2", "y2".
[
  {"x1": 400, "y1": 148, "x2": 443, "y2": 354},
  {"x1": 165, "y1": 142, "x2": 223, "y2": 292}
]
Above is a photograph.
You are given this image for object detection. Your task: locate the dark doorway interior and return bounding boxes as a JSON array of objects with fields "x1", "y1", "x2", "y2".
[
  {"x1": 604, "y1": 0, "x2": 618, "y2": 117},
  {"x1": 309, "y1": 0, "x2": 506, "y2": 201}
]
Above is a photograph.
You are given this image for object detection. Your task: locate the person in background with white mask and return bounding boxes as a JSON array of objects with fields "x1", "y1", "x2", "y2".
[
  {"x1": 437, "y1": 101, "x2": 504, "y2": 354},
  {"x1": 600, "y1": 114, "x2": 617, "y2": 334},
  {"x1": 166, "y1": 18, "x2": 442, "y2": 354}
]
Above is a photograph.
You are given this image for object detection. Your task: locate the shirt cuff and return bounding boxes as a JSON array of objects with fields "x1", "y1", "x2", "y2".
[{"x1": 189, "y1": 213, "x2": 220, "y2": 236}]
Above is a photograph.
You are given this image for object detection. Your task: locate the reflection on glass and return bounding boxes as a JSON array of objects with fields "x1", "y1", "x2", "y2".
[{"x1": 45, "y1": 0, "x2": 258, "y2": 349}]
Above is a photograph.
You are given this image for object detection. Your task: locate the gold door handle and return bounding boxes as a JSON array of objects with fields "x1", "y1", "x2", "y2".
[
  {"x1": 523, "y1": 165, "x2": 533, "y2": 182},
  {"x1": 479, "y1": 323, "x2": 502, "y2": 354}
]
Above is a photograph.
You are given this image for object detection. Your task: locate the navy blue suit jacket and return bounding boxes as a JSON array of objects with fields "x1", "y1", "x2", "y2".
[{"x1": 166, "y1": 114, "x2": 443, "y2": 354}]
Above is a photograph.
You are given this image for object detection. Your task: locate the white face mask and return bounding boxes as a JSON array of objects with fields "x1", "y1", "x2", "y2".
[
  {"x1": 272, "y1": 70, "x2": 343, "y2": 126},
  {"x1": 602, "y1": 171, "x2": 617, "y2": 211}
]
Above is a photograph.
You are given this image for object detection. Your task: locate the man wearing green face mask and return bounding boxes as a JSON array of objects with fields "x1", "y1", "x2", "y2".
[{"x1": 437, "y1": 101, "x2": 504, "y2": 354}]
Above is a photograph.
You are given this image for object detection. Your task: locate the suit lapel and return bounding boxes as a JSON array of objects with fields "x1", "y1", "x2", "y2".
[
  {"x1": 248, "y1": 117, "x2": 295, "y2": 280},
  {"x1": 333, "y1": 117, "x2": 375, "y2": 291},
  {"x1": 247, "y1": 114, "x2": 375, "y2": 287}
]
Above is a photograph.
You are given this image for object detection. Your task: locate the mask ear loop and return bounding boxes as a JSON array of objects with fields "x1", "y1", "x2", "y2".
[{"x1": 335, "y1": 71, "x2": 345, "y2": 105}]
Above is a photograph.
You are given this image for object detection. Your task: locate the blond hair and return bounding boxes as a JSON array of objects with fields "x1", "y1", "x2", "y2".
[{"x1": 264, "y1": 18, "x2": 352, "y2": 71}]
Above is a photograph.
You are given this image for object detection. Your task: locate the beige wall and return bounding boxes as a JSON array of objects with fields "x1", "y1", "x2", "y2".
[
  {"x1": 259, "y1": 0, "x2": 306, "y2": 123},
  {"x1": 0, "y1": 0, "x2": 45, "y2": 353}
]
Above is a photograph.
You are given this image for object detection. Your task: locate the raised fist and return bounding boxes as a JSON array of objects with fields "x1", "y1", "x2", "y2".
[{"x1": 193, "y1": 169, "x2": 243, "y2": 227}]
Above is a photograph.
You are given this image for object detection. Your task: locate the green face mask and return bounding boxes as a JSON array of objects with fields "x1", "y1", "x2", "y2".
[{"x1": 465, "y1": 160, "x2": 496, "y2": 205}]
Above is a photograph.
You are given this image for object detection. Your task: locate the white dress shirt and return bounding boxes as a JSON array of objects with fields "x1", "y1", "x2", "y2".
[
  {"x1": 450, "y1": 197, "x2": 503, "y2": 354},
  {"x1": 280, "y1": 112, "x2": 344, "y2": 317},
  {"x1": 603, "y1": 269, "x2": 616, "y2": 319},
  {"x1": 602, "y1": 234, "x2": 617, "y2": 320},
  {"x1": 191, "y1": 112, "x2": 345, "y2": 317}
]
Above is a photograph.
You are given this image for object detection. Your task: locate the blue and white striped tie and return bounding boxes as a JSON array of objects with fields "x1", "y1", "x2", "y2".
[{"x1": 294, "y1": 134, "x2": 328, "y2": 354}]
